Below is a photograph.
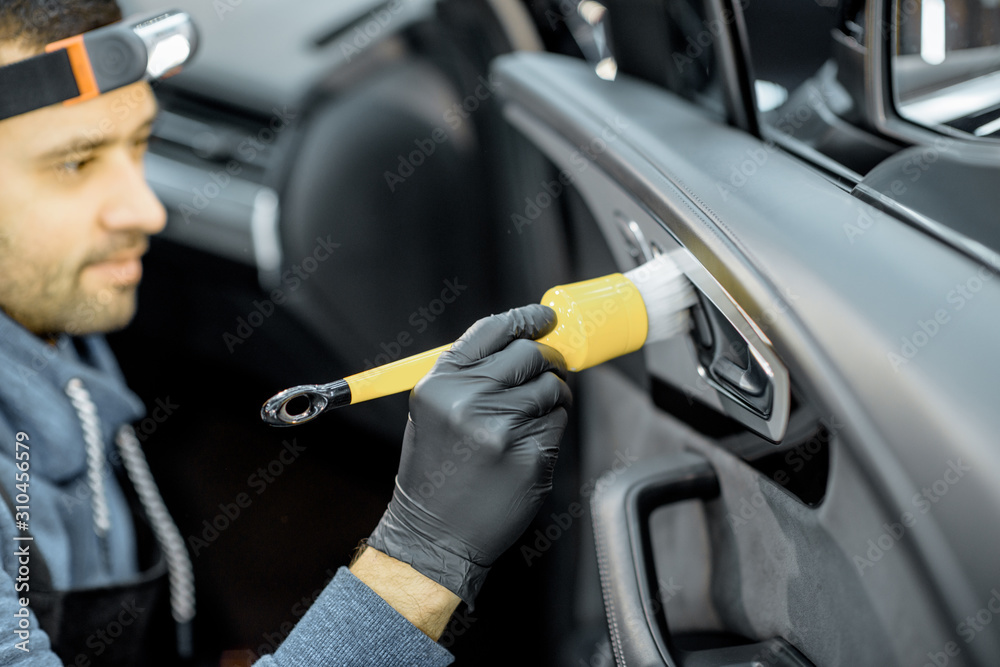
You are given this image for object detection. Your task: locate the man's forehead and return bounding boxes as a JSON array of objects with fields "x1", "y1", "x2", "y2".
[
  {"x1": 0, "y1": 40, "x2": 36, "y2": 68},
  {"x1": 1, "y1": 81, "x2": 158, "y2": 157}
]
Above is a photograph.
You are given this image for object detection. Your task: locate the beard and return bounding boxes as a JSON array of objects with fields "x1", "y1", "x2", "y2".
[{"x1": 0, "y1": 231, "x2": 147, "y2": 337}]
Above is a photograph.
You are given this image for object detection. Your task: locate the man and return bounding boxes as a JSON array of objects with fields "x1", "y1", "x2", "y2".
[{"x1": 0, "y1": 1, "x2": 571, "y2": 664}]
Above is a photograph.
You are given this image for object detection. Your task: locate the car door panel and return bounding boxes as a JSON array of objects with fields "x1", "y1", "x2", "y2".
[{"x1": 492, "y1": 51, "x2": 1000, "y2": 666}]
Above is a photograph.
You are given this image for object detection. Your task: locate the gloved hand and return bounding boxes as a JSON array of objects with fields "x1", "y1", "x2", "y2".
[{"x1": 367, "y1": 304, "x2": 572, "y2": 607}]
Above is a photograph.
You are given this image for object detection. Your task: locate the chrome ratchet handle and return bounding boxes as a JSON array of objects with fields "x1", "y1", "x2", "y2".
[
  {"x1": 260, "y1": 379, "x2": 351, "y2": 426},
  {"x1": 261, "y1": 384, "x2": 333, "y2": 426}
]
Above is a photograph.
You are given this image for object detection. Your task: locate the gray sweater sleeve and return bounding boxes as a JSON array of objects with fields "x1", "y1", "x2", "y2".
[{"x1": 253, "y1": 567, "x2": 456, "y2": 667}]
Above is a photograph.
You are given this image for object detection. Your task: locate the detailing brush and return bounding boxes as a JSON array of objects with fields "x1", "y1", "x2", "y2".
[{"x1": 261, "y1": 250, "x2": 698, "y2": 426}]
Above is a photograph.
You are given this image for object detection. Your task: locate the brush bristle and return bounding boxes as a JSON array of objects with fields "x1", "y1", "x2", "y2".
[{"x1": 624, "y1": 251, "x2": 698, "y2": 344}]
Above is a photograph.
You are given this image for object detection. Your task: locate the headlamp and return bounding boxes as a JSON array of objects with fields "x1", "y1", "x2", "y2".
[{"x1": 0, "y1": 10, "x2": 198, "y2": 122}]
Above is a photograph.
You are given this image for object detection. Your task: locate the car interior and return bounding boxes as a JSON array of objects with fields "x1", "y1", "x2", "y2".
[{"x1": 108, "y1": 0, "x2": 1000, "y2": 665}]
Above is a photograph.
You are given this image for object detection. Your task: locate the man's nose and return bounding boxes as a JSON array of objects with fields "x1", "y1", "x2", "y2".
[{"x1": 99, "y1": 156, "x2": 168, "y2": 235}]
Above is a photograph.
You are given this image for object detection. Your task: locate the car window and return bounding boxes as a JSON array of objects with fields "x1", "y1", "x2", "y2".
[{"x1": 525, "y1": 0, "x2": 730, "y2": 122}]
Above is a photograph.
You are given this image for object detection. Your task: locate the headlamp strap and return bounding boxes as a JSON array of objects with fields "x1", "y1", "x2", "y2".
[{"x1": 0, "y1": 50, "x2": 80, "y2": 121}]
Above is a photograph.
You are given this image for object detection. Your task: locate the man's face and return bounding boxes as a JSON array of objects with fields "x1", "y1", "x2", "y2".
[{"x1": 0, "y1": 42, "x2": 167, "y2": 337}]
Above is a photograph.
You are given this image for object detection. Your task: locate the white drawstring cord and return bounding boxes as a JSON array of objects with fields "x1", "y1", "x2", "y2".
[
  {"x1": 116, "y1": 424, "x2": 196, "y2": 656},
  {"x1": 65, "y1": 378, "x2": 112, "y2": 564},
  {"x1": 65, "y1": 377, "x2": 196, "y2": 657}
]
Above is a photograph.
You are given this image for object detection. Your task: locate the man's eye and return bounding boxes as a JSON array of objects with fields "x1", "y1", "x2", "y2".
[{"x1": 56, "y1": 158, "x2": 94, "y2": 174}]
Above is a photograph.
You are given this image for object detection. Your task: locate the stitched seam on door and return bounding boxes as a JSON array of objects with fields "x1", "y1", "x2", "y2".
[{"x1": 592, "y1": 490, "x2": 627, "y2": 667}]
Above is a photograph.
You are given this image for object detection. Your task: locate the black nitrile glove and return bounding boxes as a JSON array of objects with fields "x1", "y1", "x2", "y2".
[{"x1": 367, "y1": 304, "x2": 572, "y2": 607}]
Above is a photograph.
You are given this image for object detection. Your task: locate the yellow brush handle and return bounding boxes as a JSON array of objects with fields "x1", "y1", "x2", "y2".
[
  {"x1": 342, "y1": 272, "x2": 648, "y2": 404},
  {"x1": 345, "y1": 343, "x2": 454, "y2": 404},
  {"x1": 261, "y1": 273, "x2": 652, "y2": 425},
  {"x1": 536, "y1": 272, "x2": 648, "y2": 371}
]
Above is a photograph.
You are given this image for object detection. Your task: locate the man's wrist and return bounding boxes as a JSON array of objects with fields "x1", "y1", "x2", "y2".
[
  {"x1": 367, "y1": 499, "x2": 492, "y2": 607},
  {"x1": 349, "y1": 545, "x2": 461, "y2": 641}
]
